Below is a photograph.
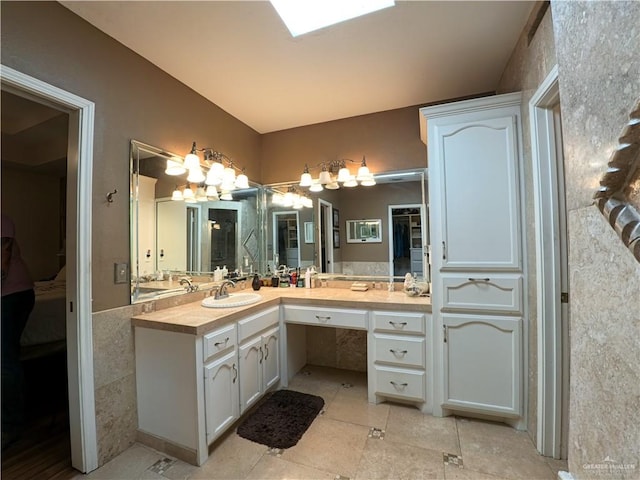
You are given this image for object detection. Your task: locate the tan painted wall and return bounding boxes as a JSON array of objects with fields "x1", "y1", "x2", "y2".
[
  {"x1": 1, "y1": 1, "x2": 262, "y2": 311},
  {"x1": 261, "y1": 106, "x2": 428, "y2": 185}
]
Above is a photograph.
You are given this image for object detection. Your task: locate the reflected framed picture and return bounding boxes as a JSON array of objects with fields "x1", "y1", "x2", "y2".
[
  {"x1": 333, "y1": 208, "x2": 340, "y2": 229},
  {"x1": 333, "y1": 229, "x2": 340, "y2": 248}
]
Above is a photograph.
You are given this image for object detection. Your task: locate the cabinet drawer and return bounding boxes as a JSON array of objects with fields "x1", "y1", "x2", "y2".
[
  {"x1": 283, "y1": 305, "x2": 367, "y2": 330},
  {"x1": 203, "y1": 323, "x2": 237, "y2": 362},
  {"x1": 237, "y1": 306, "x2": 280, "y2": 343},
  {"x1": 374, "y1": 334, "x2": 425, "y2": 368},
  {"x1": 374, "y1": 366, "x2": 425, "y2": 401},
  {"x1": 372, "y1": 311, "x2": 425, "y2": 335},
  {"x1": 441, "y1": 274, "x2": 522, "y2": 314}
]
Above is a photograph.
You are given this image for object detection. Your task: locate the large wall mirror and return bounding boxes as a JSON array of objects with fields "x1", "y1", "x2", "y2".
[
  {"x1": 130, "y1": 140, "x2": 263, "y2": 302},
  {"x1": 264, "y1": 168, "x2": 429, "y2": 281}
]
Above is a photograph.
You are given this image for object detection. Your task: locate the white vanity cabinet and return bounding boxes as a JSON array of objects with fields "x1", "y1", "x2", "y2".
[
  {"x1": 421, "y1": 92, "x2": 526, "y2": 426},
  {"x1": 134, "y1": 305, "x2": 281, "y2": 466},
  {"x1": 203, "y1": 323, "x2": 239, "y2": 445},
  {"x1": 369, "y1": 311, "x2": 431, "y2": 412},
  {"x1": 442, "y1": 314, "x2": 521, "y2": 417},
  {"x1": 237, "y1": 306, "x2": 280, "y2": 413}
]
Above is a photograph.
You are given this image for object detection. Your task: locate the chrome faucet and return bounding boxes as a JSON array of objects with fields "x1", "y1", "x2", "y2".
[
  {"x1": 180, "y1": 277, "x2": 198, "y2": 293},
  {"x1": 215, "y1": 279, "x2": 236, "y2": 300}
]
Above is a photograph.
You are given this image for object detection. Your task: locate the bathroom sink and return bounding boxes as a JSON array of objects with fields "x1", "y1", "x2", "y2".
[{"x1": 201, "y1": 292, "x2": 262, "y2": 308}]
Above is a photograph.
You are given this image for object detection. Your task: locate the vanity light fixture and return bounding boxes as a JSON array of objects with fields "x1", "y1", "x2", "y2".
[
  {"x1": 298, "y1": 156, "x2": 376, "y2": 191},
  {"x1": 271, "y1": 186, "x2": 313, "y2": 209},
  {"x1": 166, "y1": 141, "x2": 253, "y2": 202}
]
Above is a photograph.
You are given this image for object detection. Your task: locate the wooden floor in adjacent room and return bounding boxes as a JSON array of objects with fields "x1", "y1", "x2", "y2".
[
  {"x1": 1, "y1": 412, "x2": 77, "y2": 480},
  {"x1": 1, "y1": 348, "x2": 78, "y2": 480}
]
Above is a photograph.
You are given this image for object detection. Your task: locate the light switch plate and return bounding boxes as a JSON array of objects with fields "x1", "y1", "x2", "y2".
[{"x1": 114, "y1": 262, "x2": 128, "y2": 284}]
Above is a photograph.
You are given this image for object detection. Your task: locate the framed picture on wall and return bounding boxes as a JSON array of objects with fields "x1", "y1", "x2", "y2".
[
  {"x1": 333, "y1": 229, "x2": 340, "y2": 248},
  {"x1": 333, "y1": 208, "x2": 340, "y2": 229}
]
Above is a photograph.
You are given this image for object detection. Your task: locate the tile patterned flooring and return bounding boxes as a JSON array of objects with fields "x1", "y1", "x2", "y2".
[{"x1": 76, "y1": 366, "x2": 566, "y2": 480}]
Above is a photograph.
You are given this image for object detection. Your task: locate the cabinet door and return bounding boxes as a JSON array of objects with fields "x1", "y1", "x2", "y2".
[
  {"x1": 239, "y1": 336, "x2": 263, "y2": 414},
  {"x1": 262, "y1": 327, "x2": 280, "y2": 391},
  {"x1": 204, "y1": 350, "x2": 239, "y2": 445},
  {"x1": 442, "y1": 314, "x2": 521, "y2": 417},
  {"x1": 436, "y1": 115, "x2": 521, "y2": 270}
]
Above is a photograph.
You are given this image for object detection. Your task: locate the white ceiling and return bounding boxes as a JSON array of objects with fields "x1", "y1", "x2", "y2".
[{"x1": 61, "y1": 1, "x2": 534, "y2": 134}]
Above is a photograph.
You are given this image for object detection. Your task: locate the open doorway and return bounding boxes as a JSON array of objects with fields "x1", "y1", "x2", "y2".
[
  {"x1": 530, "y1": 65, "x2": 569, "y2": 459},
  {"x1": 1, "y1": 66, "x2": 97, "y2": 473},
  {"x1": 317, "y1": 199, "x2": 334, "y2": 273},
  {"x1": 1, "y1": 90, "x2": 72, "y2": 475},
  {"x1": 273, "y1": 211, "x2": 300, "y2": 269}
]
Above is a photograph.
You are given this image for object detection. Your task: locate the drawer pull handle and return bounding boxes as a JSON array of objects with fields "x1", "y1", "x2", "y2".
[
  {"x1": 390, "y1": 381, "x2": 408, "y2": 388},
  {"x1": 214, "y1": 337, "x2": 230, "y2": 347},
  {"x1": 232, "y1": 363, "x2": 238, "y2": 383},
  {"x1": 468, "y1": 277, "x2": 491, "y2": 283},
  {"x1": 388, "y1": 321, "x2": 407, "y2": 328},
  {"x1": 389, "y1": 349, "x2": 408, "y2": 355},
  {"x1": 316, "y1": 315, "x2": 331, "y2": 322}
]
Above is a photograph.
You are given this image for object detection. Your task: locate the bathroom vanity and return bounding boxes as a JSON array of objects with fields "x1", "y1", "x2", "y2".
[{"x1": 132, "y1": 287, "x2": 430, "y2": 466}]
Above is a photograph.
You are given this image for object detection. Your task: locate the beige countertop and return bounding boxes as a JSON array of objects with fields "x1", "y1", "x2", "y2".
[{"x1": 132, "y1": 287, "x2": 431, "y2": 336}]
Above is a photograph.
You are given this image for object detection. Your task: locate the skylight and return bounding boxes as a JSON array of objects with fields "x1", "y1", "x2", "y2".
[{"x1": 269, "y1": 0, "x2": 395, "y2": 37}]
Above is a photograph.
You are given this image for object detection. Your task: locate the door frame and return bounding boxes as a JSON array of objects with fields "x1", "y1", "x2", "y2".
[
  {"x1": 530, "y1": 65, "x2": 568, "y2": 459},
  {"x1": 387, "y1": 203, "x2": 424, "y2": 280},
  {"x1": 272, "y1": 210, "x2": 300, "y2": 268},
  {"x1": 1, "y1": 65, "x2": 97, "y2": 472},
  {"x1": 317, "y1": 199, "x2": 334, "y2": 273}
]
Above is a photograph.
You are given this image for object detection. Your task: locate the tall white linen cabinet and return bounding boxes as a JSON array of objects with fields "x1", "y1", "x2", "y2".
[{"x1": 420, "y1": 93, "x2": 527, "y2": 430}]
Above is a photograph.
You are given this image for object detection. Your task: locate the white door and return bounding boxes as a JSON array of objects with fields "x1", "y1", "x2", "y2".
[
  {"x1": 204, "y1": 350, "x2": 239, "y2": 444},
  {"x1": 262, "y1": 327, "x2": 280, "y2": 391},
  {"x1": 437, "y1": 116, "x2": 521, "y2": 270},
  {"x1": 239, "y1": 336, "x2": 263, "y2": 413},
  {"x1": 156, "y1": 200, "x2": 187, "y2": 272},
  {"x1": 443, "y1": 314, "x2": 522, "y2": 417}
]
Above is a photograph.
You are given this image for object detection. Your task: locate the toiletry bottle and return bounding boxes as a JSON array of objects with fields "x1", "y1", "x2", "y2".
[
  {"x1": 297, "y1": 268, "x2": 304, "y2": 288},
  {"x1": 214, "y1": 266, "x2": 222, "y2": 281},
  {"x1": 291, "y1": 269, "x2": 297, "y2": 287},
  {"x1": 271, "y1": 269, "x2": 279, "y2": 287},
  {"x1": 222, "y1": 265, "x2": 228, "y2": 279},
  {"x1": 252, "y1": 273, "x2": 261, "y2": 291},
  {"x1": 305, "y1": 267, "x2": 311, "y2": 289}
]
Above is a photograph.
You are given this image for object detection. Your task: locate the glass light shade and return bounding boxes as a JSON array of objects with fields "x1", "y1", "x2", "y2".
[
  {"x1": 293, "y1": 200, "x2": 303, "y2": 209},
  {"x1": 165, "y1": 159, "x2": 186, "y2": 176},
  {"x1": 205, "y1": 185, "x2": 219, "y2": 199},
  {"x1": 360, "y1": 176, "x2": 376, "y2": 187},
  {"x1": 195, "y1": 187, "x2": 208, "y2": 202},
  {"x1": 220, "y1": 181, "x2": 236, "y2": 192},
  {"x1": 183, "y1": 152, "x2": 200, "y2": 170},
  {"x1": 171, "y1": 189, "x2": 184, "y2": 201},
  {"x1": 272, "y1": 193, "x2": 285, "y2": 205},
  {"x1": 210, "y1": 161, "x2": 225, "y2": 177},
  {"x1": 205, "y1": 168, "x2": 222, "y2": 186},
  {"x1": 182, "y1": 186, "x2": 195, "y2": 200},
  {"x1": 299, "y1": 172, "x2": 313, "y2": 187},
  {"x1": 220, "y1": 191, "x2": 233, "y2": 201},
  {"x1": 309, "y1": 181, "x2": 324, "y2": 192},
  {"x1": 223, "y1": 167, "x2": 236, "y2": 184},
  {"x1": 318, "y1": 170, "x2": 332, "y2": 184},
  {"x1": 337, "y1": 167, "x2": 351, "y2": 183},
  {"x1": 356, "y1": 165, "x2": 370, "y2": 181},
  {"x1": 187, "y1": 166, "x2": 206, "y2": 183},
  {"x1": 302, "y1": 197, "x2": 313, "y2": 208},
  {"x1": 343, "y1": 176, "x2": 358, "y2": 187},
  {"x1": 325, "y1": 181, "x2": 339, "y2": 190},
  {"x1": 282, "y1": 191, "x2": 294, "y2": 207},
  {"x1": 235, "y1": 173, "x2": 249, "y2": 189}
]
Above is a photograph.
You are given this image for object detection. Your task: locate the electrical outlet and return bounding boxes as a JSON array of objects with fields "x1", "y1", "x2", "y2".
[{"x1": 114, "y1": 263, "x2": 128, "y2": 284}]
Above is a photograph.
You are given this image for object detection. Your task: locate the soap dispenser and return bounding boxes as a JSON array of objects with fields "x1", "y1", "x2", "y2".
[
  {"x1": 213, "y1": 266, "x2": 222, "y2": 281},
  {"x1": 252, "y1": 273, "x2": 261, "y2": 291},
  {"x1": 221, "y1": 265, "x2": 228, "y2": 279}
]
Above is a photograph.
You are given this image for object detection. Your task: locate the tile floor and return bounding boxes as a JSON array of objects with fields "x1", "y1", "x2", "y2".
[{"x1": 76, "y1": 366, "x2": 567, "y2": 480}]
